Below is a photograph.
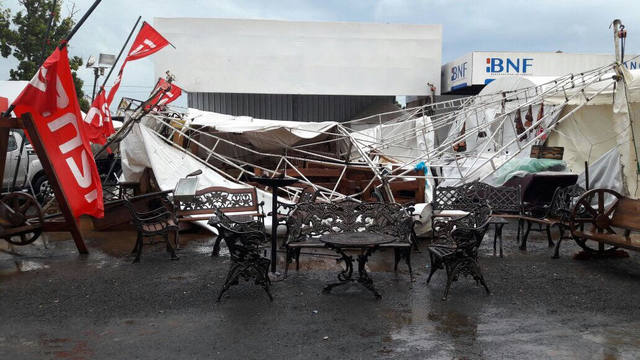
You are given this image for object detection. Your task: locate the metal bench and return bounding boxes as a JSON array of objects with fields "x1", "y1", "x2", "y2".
[
  {"x1": 174, "y1": 186, "x2": 265, "y2": 256},
  {"x1": 569, "y1": 188, "x2": 640, "y2": 255},
  {"x1": 432, "y1": 181, "x2": 521, "y2": 256},
  {"x1": 284, "y1": 199, "x2": 415, "y2": 278}
]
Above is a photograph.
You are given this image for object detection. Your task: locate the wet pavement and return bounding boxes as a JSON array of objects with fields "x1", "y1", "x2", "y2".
[{"x1": 2, "y1": 219, "x2": 640, "y2": 359}]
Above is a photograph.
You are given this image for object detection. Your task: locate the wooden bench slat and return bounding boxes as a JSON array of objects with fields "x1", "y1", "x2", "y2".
[
  {"x1": 610, "y1": 198, "x2": 640, "y2": 232},
  {"x1": 573, "y1": 230, "x2": 640, "y2": 251}
]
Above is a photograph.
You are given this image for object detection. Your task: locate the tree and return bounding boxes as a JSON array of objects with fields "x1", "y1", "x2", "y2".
[{"x1": 0, "y1": 0, "x2": 89, "y2": 112}]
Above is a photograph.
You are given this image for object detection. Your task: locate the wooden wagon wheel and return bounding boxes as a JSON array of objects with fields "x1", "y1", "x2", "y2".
[
  {"x1": 569, "y1": 188, "x2": 621, "y2": 255},
  {"x1": 0, "y1": 192, "x2": 44, "y2": 246}
]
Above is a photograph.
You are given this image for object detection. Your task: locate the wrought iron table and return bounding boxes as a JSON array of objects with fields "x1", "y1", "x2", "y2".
[
  {"x1": 319, "y1": 232, "x2": 395, "y2": 299},
  {"x1": 248, "y1": 176, "x2": 299, "y2": 274}
]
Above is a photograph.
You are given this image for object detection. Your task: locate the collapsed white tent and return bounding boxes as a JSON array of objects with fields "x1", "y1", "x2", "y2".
[
  {"x1": 119, "y1": 122, "x2": 282, "y2": 235},
  {"x1": 435, "y1": 64, "x2": 640, "y2": 197},
  {"x1": 546, "y1": 68, "x2": 640, "y2": 197},
  {"x1": 119, "y1": 108, "x2": 436, "y2": 234}
]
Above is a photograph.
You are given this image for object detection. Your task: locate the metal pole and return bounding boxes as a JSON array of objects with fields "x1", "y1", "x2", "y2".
[
  {"x1": 2, "y1": 0, "x2": 103, "y2": 118},
  {"x1": 60, "y1": 0, "x2": 103, "y2": 48},
  {"x1": 585, "y1": 161, "x2": 590, "y2": 190},
  {"x1": 9, "y1": 130, "x2": 25, "y2": 192},
  {"x1": 38, "y1": 0, "x2": 58, "y2": 65},
  {"x1": 91, "y1": 67, "x2": 99, "y2": 101},
  {"x1": 101, "y1": 16, "x2": 142, "y2": 90}
]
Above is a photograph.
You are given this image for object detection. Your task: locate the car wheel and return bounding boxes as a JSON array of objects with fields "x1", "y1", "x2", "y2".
[{"x1": 32, "y1": 173, "x2": 53, "y2": 204}]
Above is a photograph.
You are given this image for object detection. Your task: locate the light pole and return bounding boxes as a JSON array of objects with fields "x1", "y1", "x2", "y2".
[{"x1": 86, "y1": 53, "x2": 116, "y2": 101}]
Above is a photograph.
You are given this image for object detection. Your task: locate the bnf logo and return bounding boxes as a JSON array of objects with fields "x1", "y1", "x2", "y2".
[
  {"x1": 451, "y1": 62, "x2": 468, "y2": 81},
  {"x1": 486, "y1": 57, "x2": 533, "y2": 73}
]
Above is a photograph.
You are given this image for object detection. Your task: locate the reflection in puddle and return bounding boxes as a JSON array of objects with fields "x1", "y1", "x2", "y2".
[
  {"x1": 385, "y1": 305, "x2": 640, "y2": 359},
  {"x1": 0, "y1": 260, "x2": 49, "y2": 276}
]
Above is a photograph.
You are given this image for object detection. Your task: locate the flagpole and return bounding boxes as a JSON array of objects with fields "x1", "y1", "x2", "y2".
[
  {"x1": 2, "y1": 0, "x2": 103, "y2": 118},
  {"x1": 38, "y1": 0, "x2": 57, "y2": 64},
  {"x1": 100, "y1": 16, "x2": 142, "y2": 90},
  {"x1": 60, "y1": 0, "x2": 103, "y2": 49}
]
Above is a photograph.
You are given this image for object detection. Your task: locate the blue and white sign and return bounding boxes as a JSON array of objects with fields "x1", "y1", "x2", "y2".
[
  {"x1": 441, "y1": 53, "x2": 472, "y2": 92},
  {"x1": 441, "y1": 51, "x2": 639, "y2": 93}
]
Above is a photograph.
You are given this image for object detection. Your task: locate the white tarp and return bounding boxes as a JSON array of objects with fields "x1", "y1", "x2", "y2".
[
  {"x1": 546, "y1": 68, "x2": 640, "y2": 197},
  {"x1": 186, "y1": 108, "x2": 341, "y2": 151},
  {"x1": 349, "y1": 115, "x2": 434, "y2": 165},
  {"x1": 120, "y1": 123, "x2": 283, "y2": 234},
  {"x1": 577, "y1": 147, "x2": 623, "y2": 194}
]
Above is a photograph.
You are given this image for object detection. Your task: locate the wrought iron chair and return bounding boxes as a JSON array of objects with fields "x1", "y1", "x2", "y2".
[
  {"x1": 520, "y1": 184, "x2": 586, "y2": 257},
  {"x1": 122, "y1": 195, "x2": 179, "y2": 263},
  {"x1": 208, "y1": 208, "x2": 273, "y2": 302},
  {"x1": 427, "y1": 203, "x2": 492, "y2": 300},
  {"x1": 373, "y1": 184, "x2": 422, "y2": 252},
  {"x1": 270, "y1": 187, "x2": 319, "y2": 222}
]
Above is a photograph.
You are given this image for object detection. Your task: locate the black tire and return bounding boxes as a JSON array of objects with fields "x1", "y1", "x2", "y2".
[{"x1": 32, "y1": 173, "x2": 53, "y2": 205}]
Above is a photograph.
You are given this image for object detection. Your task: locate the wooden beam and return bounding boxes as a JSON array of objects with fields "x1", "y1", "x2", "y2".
[
  {"x1": 0, "y1": 127, "x2": 9, "y2": 186},
  {"x1": 0, "y1": 117, "x2": 23, "y2": 129},
  {"x1": 20, "y1": 113, "x2": 88, "y2": 254}
]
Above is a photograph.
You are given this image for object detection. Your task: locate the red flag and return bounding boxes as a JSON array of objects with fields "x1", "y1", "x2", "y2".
[
  {"x1": 106, "y1": 22, "x2": 170, "y2": 105},
  {"x1": 144, "y1": 78, "x2": 182, "y2": 111},
  {"x1": 83, "y1": 88, "x2": 114, "y2": 145},
  {"x1": 12, "y1": 47, "x2": 104, "y2": 218}
]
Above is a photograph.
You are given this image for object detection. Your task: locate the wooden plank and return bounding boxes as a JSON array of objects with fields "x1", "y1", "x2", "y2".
[
  {"x1": 530, "y1": 145, "x2": 564, "y2": 160},
  {"x1": 0, "y1": 117, "x2": 23, "y2": 129},
  {"x1": 0, "y1": 127, "x2": 9, "y2": 186},
  {"x1": 611, "y1": 198, "x2": 640, "y2": 232},
  {"x1": 574, "y1": 230, "x2": 640, "y2": 251}
]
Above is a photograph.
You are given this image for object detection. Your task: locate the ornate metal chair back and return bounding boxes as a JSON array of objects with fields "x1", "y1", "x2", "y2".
[
  {"x1": 547, "y1": 184, "x2": 586, "y2": 221},
  {"x1": 209, "y1": 208, "x2": 265, "y2": 262}
]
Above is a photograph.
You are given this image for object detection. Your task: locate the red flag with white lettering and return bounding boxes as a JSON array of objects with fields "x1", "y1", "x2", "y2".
[
  {"x1": 144, "y1": 78, "x2": 182, "y2": 112},
  {"x1": 12, "y1": 47, "x2": 104, "y2": 218},
  {"x1": 83, "y1": 88, "x2": 114, "y2": 145},
  {"x1": 106, "y1": 22, "x2": 170, "y2": 105}
]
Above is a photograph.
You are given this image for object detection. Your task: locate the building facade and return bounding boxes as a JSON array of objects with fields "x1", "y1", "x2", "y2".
[{"x1": 154, "y1": 18, "x2": 442, "y2": 122}]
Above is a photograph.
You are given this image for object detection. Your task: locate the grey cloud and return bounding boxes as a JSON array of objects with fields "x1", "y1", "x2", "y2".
[{"x1": 1, "y1": 0, "x2": 638, "y2": 106}]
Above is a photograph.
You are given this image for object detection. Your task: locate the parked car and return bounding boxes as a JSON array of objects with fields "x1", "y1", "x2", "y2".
[
  {"x1": 2, "y1": 130, "x2": 47, "y2": 198},
  {"x1": 3, "y1": 130, "x2": 122, "y2": 203}
]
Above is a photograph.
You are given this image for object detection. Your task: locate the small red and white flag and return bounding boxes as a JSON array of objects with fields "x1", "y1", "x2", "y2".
[
  {"x1": 83, "y1": 88, "x2": 114, "y2": 145},
  {"x1": 144, "y1": 78, "x2": 182, "y2": 111},
  {"x1": 106, "y1": 22, "x2": 171, "y2": 105}
]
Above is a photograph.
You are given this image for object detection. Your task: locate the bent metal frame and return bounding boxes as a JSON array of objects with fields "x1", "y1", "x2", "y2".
[{"x1": 0, "y1": 113, "x2": 88, "y2": 254}]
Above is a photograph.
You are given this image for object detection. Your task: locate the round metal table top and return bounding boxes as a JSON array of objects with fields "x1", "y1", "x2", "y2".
[{"x1": 319, "y1": 232, "x2": 395, "y2": 247}]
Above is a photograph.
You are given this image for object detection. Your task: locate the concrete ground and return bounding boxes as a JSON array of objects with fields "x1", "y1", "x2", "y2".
[{"x1": 1, "y1": 219, "x2": 640, "y2": 359}]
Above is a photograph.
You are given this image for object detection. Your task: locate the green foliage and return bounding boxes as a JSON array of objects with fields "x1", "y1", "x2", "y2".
[{"x1": 0, "y1": 0, "x2": 88, "y2": 112}]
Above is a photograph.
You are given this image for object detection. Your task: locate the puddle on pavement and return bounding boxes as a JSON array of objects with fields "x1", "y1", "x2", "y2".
[
  {"x1": 382, "y1": 302, "x2": 640, "y2": 359},
  {"x1": 0, "y1": 259, "x2": 50, "y2": 276},
  {"x1": 294, "y1": 248, "x2": 397, "y2": 272}
]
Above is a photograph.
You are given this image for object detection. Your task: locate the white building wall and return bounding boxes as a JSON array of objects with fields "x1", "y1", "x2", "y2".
[{"x1": 154, "y1": 18, "x2": 442, "y2": 96}]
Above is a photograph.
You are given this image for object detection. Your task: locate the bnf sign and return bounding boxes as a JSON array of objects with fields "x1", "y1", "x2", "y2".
[{"x1": 486, "y1": 57, "x2": 534, "y2": 74}]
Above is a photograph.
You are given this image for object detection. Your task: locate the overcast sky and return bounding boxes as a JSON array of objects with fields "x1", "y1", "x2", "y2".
[{"x1": 1, "y1": 0, "x2": 640, "y2": 107}]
